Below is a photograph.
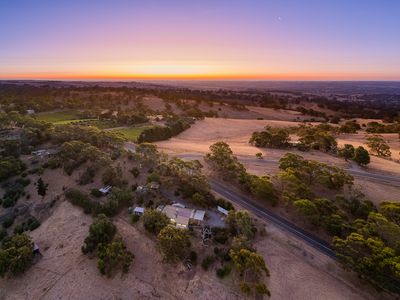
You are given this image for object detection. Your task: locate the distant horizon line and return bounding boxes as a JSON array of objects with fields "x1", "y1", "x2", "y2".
[
  {"x1": 1, "y1": 78, "x2": 400, "y2": 83},
  {"x1": 0, "y1": 78, "x2": 400, "y2": 83}
]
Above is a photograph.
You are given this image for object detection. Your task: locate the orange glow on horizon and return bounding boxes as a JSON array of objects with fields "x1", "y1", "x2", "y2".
[{"x1": 2, "y1": 71, "x2": 399, "y2": 81}]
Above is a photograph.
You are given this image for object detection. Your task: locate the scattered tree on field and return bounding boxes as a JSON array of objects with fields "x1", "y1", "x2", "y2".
[
  {"x1": 366, "y1": 135, "x2": 391, "y2": 157},
  {"x1": 97, "y1": 236, "x2": 134, "y2": 277},
  {"x1": 36, "y1": 177, "x2": 48, "y2": 198}
]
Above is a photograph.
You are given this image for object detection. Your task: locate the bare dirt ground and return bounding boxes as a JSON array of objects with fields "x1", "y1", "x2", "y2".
[{"x1": 0, "y1": 199, "x2": 382, "y2": 300}]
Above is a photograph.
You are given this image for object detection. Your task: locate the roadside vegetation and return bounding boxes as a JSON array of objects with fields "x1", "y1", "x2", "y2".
[{"x1": 206, "y1": 141, "x2": 400, "y2": 294}]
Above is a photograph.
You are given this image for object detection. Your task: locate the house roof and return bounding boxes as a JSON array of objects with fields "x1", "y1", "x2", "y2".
[
  {"x1": 162, "y1": 205, "x2": 194, "y2": 220},
  {"x1": 176, "y1": 215, "x2": 189, "y2": 227},
  {"x1": 193, "y1": 210, "x2": 205, "y2": 221}
]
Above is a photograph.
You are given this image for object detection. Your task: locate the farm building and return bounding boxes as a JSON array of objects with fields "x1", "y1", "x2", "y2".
[{"x1": 161, "y1": 205, "x2": 206, "y2": 229}]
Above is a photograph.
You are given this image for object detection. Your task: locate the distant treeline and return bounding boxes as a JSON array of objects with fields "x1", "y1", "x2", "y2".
[{"x1": 1, "y1": 82, "x2": 399, "y2": 121}]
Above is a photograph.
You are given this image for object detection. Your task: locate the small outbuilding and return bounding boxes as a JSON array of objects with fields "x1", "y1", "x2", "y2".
[
  {"x1": 133, "y1": 207, "x2": 145, "y2": 216},
  {"x1": 99, "y1": 185, "x2": 112, "y2": 195},
  {"x1": 217, "y1": 206, "x2": 229, "y2": 216}
]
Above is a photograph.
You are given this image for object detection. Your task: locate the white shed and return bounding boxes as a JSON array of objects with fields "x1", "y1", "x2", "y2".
[
  {"x1": 217, "y1": 206, "x2": 229, "y2": 216},
  {"x1": 133, "y1": 207, "x2": 145, "y2": 216}
]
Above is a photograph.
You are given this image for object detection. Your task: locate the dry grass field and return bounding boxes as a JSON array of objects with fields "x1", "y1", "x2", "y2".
[{"x1": 156, "y1": 117, "x2": 400, "y2": 204}]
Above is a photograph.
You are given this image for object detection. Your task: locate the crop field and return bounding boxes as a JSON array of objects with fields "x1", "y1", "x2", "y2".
[
  {"x1": 36, "y1": 110, "x2": 82, "y2": 123},
  {"x1": 110, "y1": 126, "x2": 151, "y2": 141}
]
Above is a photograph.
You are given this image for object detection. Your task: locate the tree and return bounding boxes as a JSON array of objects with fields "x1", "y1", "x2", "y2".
[
  {"x1": 157, "y1": 225, "x2": 191, "y2": 262},
  {"x1": 205, "y1": 141, "x2": 245, "y2": 178},
  {"x1": 226, "y1": 211, "x2": 256, "y2": 240},
  {"x1": 366, "y1": 135, "x2": 391, "y2": 157},
  {"x1": 339, "y1": 121, "x2": 361, "y2": 134},
  {"x1": 353, "y1": 146, "x2": 370, "y2": 165},
  {"x1": 142, "y1": 209, "x2": 170, "y2": 235},
  {"x1": 296, "y1": 125, "x2": 337, "y2": 152},
  {"x1": 229, "y1": 248, "x2": 270, "y2": 295},
  {"x1": 108, "y1": 187, "x2": 133, "y2": 209},
  {"x1": 82, "y1": 214, "x2": 116, "y2": 254},
  {"x1": 0, "y1": 156, "x2": 25, "y2": 182},
  {"x1": 102, "y1": 165, "x2": 123, "y2": 186},
  {"x1": 36, "y1": 177, "x2": 48, "y2": 197},
  {"x1": 97, "y1": 236, "x2": 134, "y2": 277},
  {"x1": 333, "y1": 232, "x2": 400, "y2": 292},
  {"x1": 192, "y1": 192, "x2": 207, "y2": 206},
  {"x1": 338, "y1": 144, "x2": 355, "y2": 160},
  {"x1": 0, "y1": 234, "x2": 34, "y2": 277},
  {"x1": 279, "y1": 153, "x2": 353, "y2": 189},
  {"x1": 380, "y1": 202, "x2": 400, "y2": 225},
  {"x1": 255, "y1": 152, "x2": 263, "y2": 159},
  {"x1": 248, "y1": 175, "x2": 277, "y2": 206},
  {"x1": 293, "y1": 199, "x2": 320, "y2": 225},
  {"x1": 278, "y1": 153, "x2": 305, "y2": 171},
  {"x1": 135, "y1": 143, "x2": 160, "y2": 164},
  {"x1": 249, "y1": 126, "x2": 290, "y2": 148}
]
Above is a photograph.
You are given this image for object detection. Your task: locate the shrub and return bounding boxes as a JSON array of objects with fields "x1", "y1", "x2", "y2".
[
  {"x1": 0, "y1": 229, "x2": 7, "y2": 242},
  {"x1": 255, "y1": 283, "x2": 271, "y2": 296},
  {"x1": 189, "y1": 251, "x2": 198, "y2": 265},
  {"x1": 201, "y1": 255, "x2": 215, "y2": 271},
  {"x1": 131, "y1": 214, "x2": 140, "y2": 223},
  {"x1": 24, "y1": 217, "x2": 41, "y2": 231},
  {"x1": 2, "y1": 217, "x2": 15, "y2": 229},
  {"x1": 147, "y1": 172, "x2": 160, "y2": 183},
  {"x1": 212, "y1": 227, "x2": 230, "y2": 244},
  {"x1": 130, "y1": 167, "x2": 140, "y2": 178},
  {"x1": 91, "y1": 189, "x2": 103, "y2": 198},
  {"x1": 14, "y1": 225, "x2": 24, "y2": 235},
  {"x1": 216, "y1": 265, "x2": 231, "y2": 278},
  {"x1": 65, "y1": 189, "x2": 94, "y2": 214},
  {"x1": 82, "y1": 214, "x2": 116, "y2": 254}
]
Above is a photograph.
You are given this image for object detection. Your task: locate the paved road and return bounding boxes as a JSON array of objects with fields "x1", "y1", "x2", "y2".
[{"x1": 211, "y1": 180, "x2": 337, "y2": 258}]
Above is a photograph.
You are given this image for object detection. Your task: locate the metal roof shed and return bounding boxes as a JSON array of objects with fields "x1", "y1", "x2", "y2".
[{"x1": 217, "y1": 206, "x2": 229, "y2": 216}]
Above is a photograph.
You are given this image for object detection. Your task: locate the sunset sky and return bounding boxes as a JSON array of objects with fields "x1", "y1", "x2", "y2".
[{"x1": 1, "y1": 0, "x2": 400, "y2": 80}]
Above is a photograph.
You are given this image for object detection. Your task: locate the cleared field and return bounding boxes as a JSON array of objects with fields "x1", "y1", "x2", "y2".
[
  {"x1": 36, "y1": 111, "x2": 121, "y2": 129},
  {"x1": 36, "y1": 110, "x2": 82, "y2": 123},
  {"x1": 53, "y1": 118, "x2": 98, "y2": 125},
  {"x1": 110, "y1": 126, "x2": 150, "y2": 141}
]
